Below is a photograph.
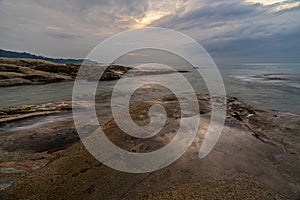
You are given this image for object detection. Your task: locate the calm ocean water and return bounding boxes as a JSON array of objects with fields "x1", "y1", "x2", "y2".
[
  {"x1": 219, "y1": 63, "x2": 300, "y2": 114},
  {"x1": 0, "y1": 63, "x2": 299, "y2": 114}
]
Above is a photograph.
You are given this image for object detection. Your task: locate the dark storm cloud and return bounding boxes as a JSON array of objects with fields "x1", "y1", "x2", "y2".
[
  {"x1": 0, "y1": 0, "x2": 299, "y2": 62},
  {"x1": 34, "y1": 0, "x2": 149, "y2": 23},
  {"x1": 208, "y1": 26, "x2": 300, "y2": 63},
  {"x1": 153, "y1": 0, "x2": 273, "y2": 35},
  {"x1": 151, "y1": 0, "x2": 300, "y2": 62},
  {"x1": 0, "y1": 0, "x2": 154, "y2": 57},
  {"x1": 154, "y1": 1, "x2": 263, "y2": 30},
  {"x1": 200, "y1": 25, "x2": 300, "y2": 64},
  {"x1": 46, "y1": 32, "x2": 83, "y2": 39}
]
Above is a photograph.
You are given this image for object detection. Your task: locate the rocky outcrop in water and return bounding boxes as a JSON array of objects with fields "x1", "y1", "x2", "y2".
[{"x1": 0, "y1": 58, "x2": 131, "y2": 87}]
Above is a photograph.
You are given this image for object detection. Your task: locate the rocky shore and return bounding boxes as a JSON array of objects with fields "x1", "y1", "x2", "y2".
[
  {"x1": 0, "y1": 57, "x2": 131, "y2": 87},
  {"x1": 0, "y1": 102, "x2": 73, "y2": 124},
  {"x1": 0, "y1": 91, "x2": 299, "y2": 199}
]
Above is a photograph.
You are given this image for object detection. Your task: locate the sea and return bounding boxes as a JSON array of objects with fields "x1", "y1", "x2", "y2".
[{"x1": 221, "y1": 63, "x2": 300, "y2": 114}]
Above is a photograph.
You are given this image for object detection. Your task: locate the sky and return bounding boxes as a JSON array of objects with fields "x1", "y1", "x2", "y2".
[{"x1": 0, "y1": 0, "x2": 299, "y2": 63}]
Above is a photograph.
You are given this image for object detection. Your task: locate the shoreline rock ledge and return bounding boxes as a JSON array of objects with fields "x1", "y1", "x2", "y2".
[
  {"x1": 0, "y1": 57, "x2": 131, "y2": 87},
  {"x1": 0, "y1": 93, "x2": 299, "y2": 199}
]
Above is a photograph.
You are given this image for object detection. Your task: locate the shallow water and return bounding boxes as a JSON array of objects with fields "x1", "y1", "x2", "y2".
[
  {"x1": 0, "y1": 63, "x2": 299, "y2": 114},
  {"x1": 0, "y1": 112, "x2": 73, "y2": 134}
]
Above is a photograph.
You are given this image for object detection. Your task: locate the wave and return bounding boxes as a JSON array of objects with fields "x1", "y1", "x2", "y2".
[{"x1": 230, "y1": 73, "x2": 300, "y2": 89}]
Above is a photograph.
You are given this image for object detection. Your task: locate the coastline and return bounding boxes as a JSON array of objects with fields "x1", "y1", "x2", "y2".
[{"x1": 0, "y1": 57, "x2": 299, "y2": 199}]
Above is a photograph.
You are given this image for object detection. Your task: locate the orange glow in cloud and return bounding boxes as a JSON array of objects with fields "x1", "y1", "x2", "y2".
[
  {"x1": 127, "y1": 53, "x2": 149, "y2": 57},
  {"x1": 132, "y1": 11, "x2": 169, "y2": 29}
]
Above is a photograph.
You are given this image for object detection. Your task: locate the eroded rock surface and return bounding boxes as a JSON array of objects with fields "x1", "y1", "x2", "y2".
[{"x1": 0, "y1": 94, "x2": 299, "y2": 199}]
